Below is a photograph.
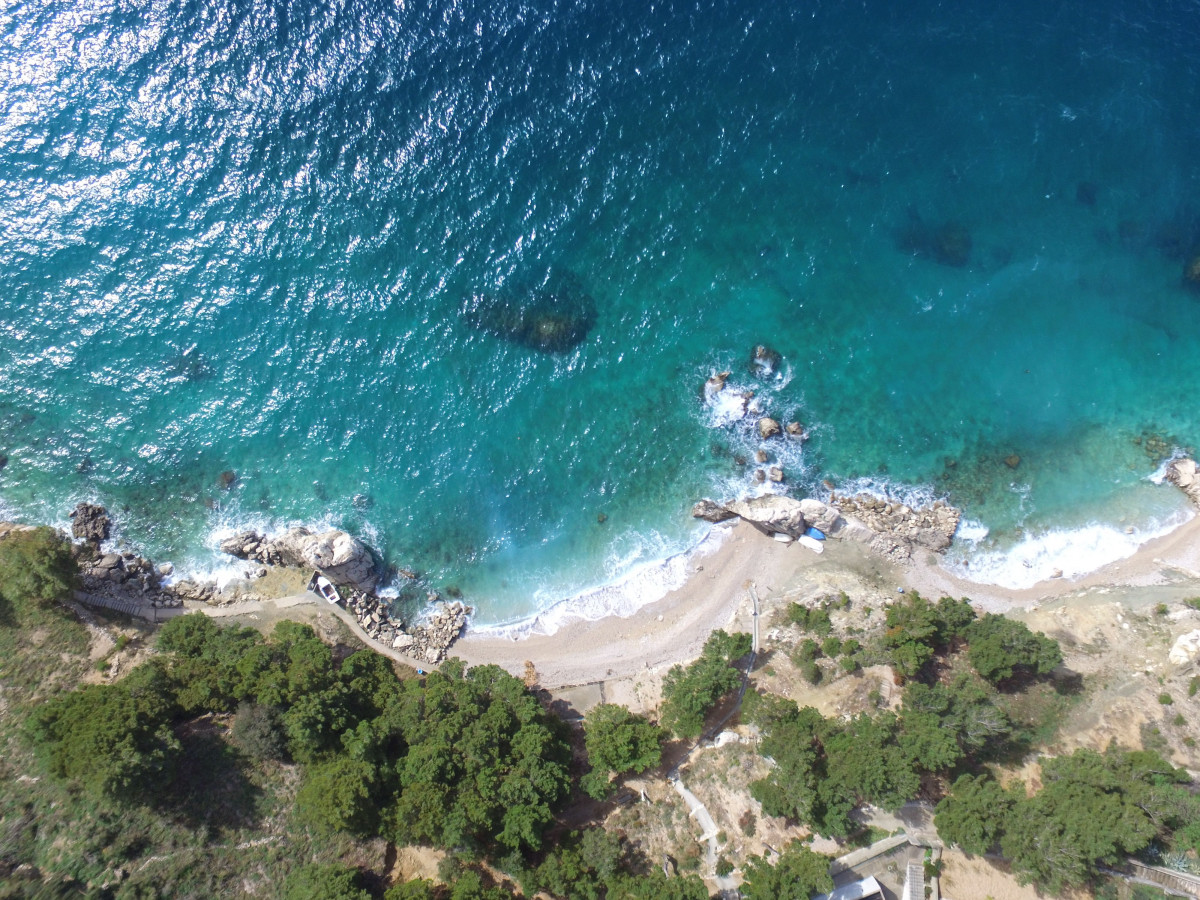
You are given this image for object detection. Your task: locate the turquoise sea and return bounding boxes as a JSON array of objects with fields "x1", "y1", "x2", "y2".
[{"x1": 2, "y1": 0, "x2": 1200, "y2": 626}]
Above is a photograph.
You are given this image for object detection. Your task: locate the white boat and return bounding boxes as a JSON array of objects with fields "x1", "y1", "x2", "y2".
[{"x1": 307, "y1": 571, "x2": 342, "y2": 604}]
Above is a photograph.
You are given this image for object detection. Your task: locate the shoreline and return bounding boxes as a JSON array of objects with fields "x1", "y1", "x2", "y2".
[{"x1": 457, "y1": 509, "x2": 1200, "y2": 690}]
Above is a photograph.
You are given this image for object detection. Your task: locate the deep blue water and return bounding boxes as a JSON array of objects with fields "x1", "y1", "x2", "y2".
[{"x1": 2, "y1": 0, "x2": 1200, "y2": 622}]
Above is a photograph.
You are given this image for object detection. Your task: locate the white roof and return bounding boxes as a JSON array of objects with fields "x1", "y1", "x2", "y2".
[{"x1": 814, "y1": 876, "x2": 885, "y2": 900}]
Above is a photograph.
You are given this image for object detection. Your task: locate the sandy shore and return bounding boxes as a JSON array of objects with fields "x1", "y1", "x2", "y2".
[{"x1": 456, "y1": 511, "x2": 1200, "y2": 691}]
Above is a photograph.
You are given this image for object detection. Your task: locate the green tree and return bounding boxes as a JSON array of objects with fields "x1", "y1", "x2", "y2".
[
  {"x1": 898, "y1": 683, "x2": 963, "y2": 772},
  {"x1": 296, "y1": 756, "x2": 381, "y2": 836},
  {"x1": 660, "y1": 630, "x2": 751, "y2": 739},
  {"x1": 282, "y1": 863, "x2": 371, "y2": 900},
  {"x1": 739, "y1": 841, "x2": 833, "y2": 900},
  {"x1": 28, "y1": 681, "x2": 180, "y2": 800},
  {"x1": 1001, "y1": 748, "x2": 1166, "y2": 892},
  {"x1": 965, "y1": 614, "x2": 1062, "y2": 684},
  {"x1": 582, "y1": 704, "x2": 663, "y2": 797},
  {"x1": 935, "y1": 774, "x2": 1013, "y2": 854},
  {"x1": 382, "y1": 660, "x2": 571, "y2": 852},
  {"x1": 0, "y1": 526, "x2": 78, "y2": 612}
]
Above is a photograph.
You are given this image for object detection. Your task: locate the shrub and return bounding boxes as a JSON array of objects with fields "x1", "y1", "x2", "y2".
[
  {"x1": 715, "y1": 856, "x2": 734, "y2": 876},
  {"x1": 1158, "y1": 693, "x2": 1174, "y2": 705},
  {"x1": 1154, "y1": 603, "x2": 1169, "y2": 616},
  {"x1": 787, "y1": 604, "x2": 833, "y2": 636},
  {"x1": 799, "y1": 660, "x2": 822, "y2": 685},
  {"x1": 821, "y1": 636, "x2": 843, "y2": 657},
  {"x1": 231, "y1": 702, "x2": 288, "y2": 761},
  {"x1": 282, "y1": 863, "x2": 370, "y2": 900},
  {"x1": 792, "y1": 638, "x2": 820, "y2": 666}
]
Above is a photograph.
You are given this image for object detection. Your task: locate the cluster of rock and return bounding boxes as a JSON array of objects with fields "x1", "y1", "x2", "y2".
[
  {"x1": 219, "y1": 527, "x2": 379, "y2": 592},
  {"x1": 693, "y1": 489, "x2": 962, "y2": 563},
  {"x1": 701, "y1": 349, "x2": 808, "y2": 486},
  {"x1": 340, "y1": 588, "x2": 469, "y2": 664},
  {"x1": 66, "y1": 505, "x2": 185, "y2": 609},
  {"x1": 1165, "y1": 457, "x2": 1200, "y2": 508},
  {"x1": 828, "y1": 491, "x2": 962, "y2": 561}
]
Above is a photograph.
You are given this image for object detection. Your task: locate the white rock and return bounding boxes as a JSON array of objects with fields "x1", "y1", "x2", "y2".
[{"x1": 1168, "y1": 629, "x2": 1200, "y2": 665}]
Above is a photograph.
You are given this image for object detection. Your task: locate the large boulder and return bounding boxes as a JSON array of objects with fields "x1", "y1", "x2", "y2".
[
  {"x1": 1165, "y1": 457, "x2": 1200, "y2": 507},
  {"x1": 70, "y1": 503, "x2": 111, "y2": 545},
  {"x1": 1168, "y1": 629, "x2": 1200, "y2": 666},
  {"x1": 798, "y1": 499, "x2": 845, "y2": 536},
  {"x1": 748, "y1": 345, "x2": 782, "y2": 379},
  {"x1": 273, "y1": 527, "x2": 379, "y2": 592},
  {"x1": 724, "y1": 495, "x2": 808, "y2": 538}
]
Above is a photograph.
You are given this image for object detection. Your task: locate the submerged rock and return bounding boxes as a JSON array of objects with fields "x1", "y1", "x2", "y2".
[
  {"x1": 463, "y1": 270, "x2": 597, "y2": 354},
  {"x1": 896, "y1": 210, "x2": 973, "y2": 267},
  {"x1": 1185, "y1": 255, "x2": 1200, "y2": 292}
]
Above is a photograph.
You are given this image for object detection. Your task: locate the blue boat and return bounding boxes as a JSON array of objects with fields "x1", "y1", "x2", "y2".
[{"x1": 804, "y1": 527, "x2": 826, "y2": 541}]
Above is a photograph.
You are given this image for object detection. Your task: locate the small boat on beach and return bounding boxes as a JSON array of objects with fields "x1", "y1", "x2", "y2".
[{"x1": 307, "y1": 571, "x2": 342, "y2": 605}]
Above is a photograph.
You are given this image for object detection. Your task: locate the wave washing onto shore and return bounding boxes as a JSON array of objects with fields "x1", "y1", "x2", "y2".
[
  {"x1": 946, "y1": 507, "x2": 1195, "y2": 590},
  {"x1": 468, "y1": 524, "x2": 732, "y2": 639}
]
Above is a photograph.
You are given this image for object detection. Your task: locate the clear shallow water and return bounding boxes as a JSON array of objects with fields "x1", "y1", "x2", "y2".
[{"x1": 2, "y1": 0, "x2": 1200, "y2": 623}]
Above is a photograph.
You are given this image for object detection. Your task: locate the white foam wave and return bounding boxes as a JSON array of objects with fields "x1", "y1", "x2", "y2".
[
  {"x1": 469, "y1": 524, "x2": 732, "y2": 639},
  {"x1": 954, "y1": 518, "x2": 990, "y2": 544},
  {"x1": 947, "y1": 510, "x2": 1193, "y2": 590}
]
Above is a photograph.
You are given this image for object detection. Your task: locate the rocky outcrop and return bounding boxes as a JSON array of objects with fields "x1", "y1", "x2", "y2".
[
  {"x1": 1165, "y1": 457, "x2": 1200, "y2": 508},
  {"x1": 829, "y1": 492, "x2": 961, "y2": 562},
  {"x1": 691, "y1": 499, "x2": 738, "y2": 523},
  {"x1": 221, "y1": 527, "x2": 379, "y2": 592},
  {"x1": 692, "y1": 495, "x2": 850, "y2": 540},
  {"x1": 692, "y1": 490, "x2": 960, "y2": 563},
  {"x1": 70, "y1": 503, "x2": 111, "y2": 545}
]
